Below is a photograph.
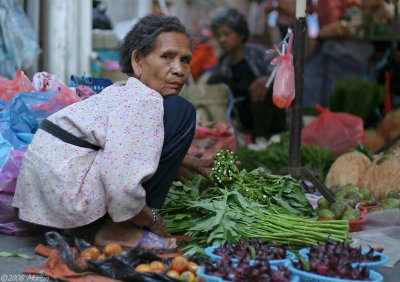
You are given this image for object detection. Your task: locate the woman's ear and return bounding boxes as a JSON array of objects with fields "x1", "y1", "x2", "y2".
[{"x1": 131, "y1": 50, "x2": 142, "y2": 78}]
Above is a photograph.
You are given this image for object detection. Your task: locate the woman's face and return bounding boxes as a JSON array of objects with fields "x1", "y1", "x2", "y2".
[
  {"x1": 133, "y1": 31, "x2": 192, "y2": 97},
  {"x1": 214, "y1": 24, "x2": 244, "y2": 54}
]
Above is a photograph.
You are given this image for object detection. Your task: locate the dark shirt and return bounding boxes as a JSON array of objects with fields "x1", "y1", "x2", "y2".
[{"x1": 231, "y1": 58, "x2": 256, "y2": 99}]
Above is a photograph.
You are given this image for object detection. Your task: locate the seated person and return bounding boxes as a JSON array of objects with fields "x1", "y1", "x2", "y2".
[{"x1": 208, "y1": 8, "x2": 286, "y2": 143}]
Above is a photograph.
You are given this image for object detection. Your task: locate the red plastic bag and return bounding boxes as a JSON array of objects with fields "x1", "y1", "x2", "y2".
[
  {"x1": 270, "y1": 31, "x2": 295, "y2": 109},
  {"x1": 0, "y1": 71, "x2": 34, "y2": 101},
  {"x1": 301, "y1": 105, "x2": 365, "y2": 155},
  {"x1": 31, "y1": 83, "x2": 81, "y2": 114}
]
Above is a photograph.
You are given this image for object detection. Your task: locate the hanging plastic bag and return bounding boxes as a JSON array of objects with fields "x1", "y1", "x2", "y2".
[
  {"x1": 31, "y1": 83, "x2": 81, "y2": 114},
  {"x1": 0, "y1": 71, "x2": 34, "y2": 101},
  {"x1": 268, "y1": 29, "x2": 295, "y2": 109},
  {"x1": 301, "y1": 105, "x2": 365, "y2": 155}
]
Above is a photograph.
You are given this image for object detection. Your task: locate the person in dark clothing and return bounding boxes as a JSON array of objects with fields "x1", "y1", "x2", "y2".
[{"x1": 209, "y1": 8, "x2": 286, "y2": 143}]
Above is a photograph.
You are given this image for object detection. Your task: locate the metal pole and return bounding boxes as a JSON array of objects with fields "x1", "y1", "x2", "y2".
[{"x1": 288, "y1": 0, "x2": 307, "y2": 169}]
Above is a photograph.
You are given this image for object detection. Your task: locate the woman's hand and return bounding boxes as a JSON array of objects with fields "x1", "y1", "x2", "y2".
[
  {"x1": 249, "y1": 76, "x2": 270, "y2": 102},
  {"x1": 148, "y1": 215, "x2": 167, "y2": 237},
  {"x1": 181, "y1": 154, "x2": 214, "y2": 178}
]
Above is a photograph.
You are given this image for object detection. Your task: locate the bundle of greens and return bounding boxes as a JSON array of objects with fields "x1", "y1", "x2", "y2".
[
  {"x1": 210, "y1": 150, "x2": 315, "y2": 218},
  {"x1": 159, "y1": 151, "x2": 351, "y2": 256},
  {"x1": 159, "y1": 179, "x2": 351, "y2": 256}
]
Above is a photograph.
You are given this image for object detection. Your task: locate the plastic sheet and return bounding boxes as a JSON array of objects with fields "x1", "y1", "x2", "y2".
[
  {"x1": 351, "y1": 208, "x2": 400, "y2": 268},
  {"x1": 31, "y1": 83, "x2": 81, "y2": 114},
  {"x1": 45, "y1": 231, "x2": 180, "y2": 281},
  {"x1": 0, "y1": 71, "x2": 34, "y2": 100}
]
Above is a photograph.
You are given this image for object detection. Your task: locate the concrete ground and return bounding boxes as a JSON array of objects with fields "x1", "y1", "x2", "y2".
[{"x1": 0, "y1": 233, "x2": 399, "y2": 281}]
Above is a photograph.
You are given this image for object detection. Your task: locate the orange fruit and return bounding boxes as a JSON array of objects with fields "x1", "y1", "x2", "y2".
[
  {"x1": 180, "y1": 271, "x2": 196, "y2": 282},
  {"x1": 170, "y1": 255, "x2": 189, "y2": 273},
  {"x1": 104, "y1": 242, "x2": 122, "y2": 257},
  {"x1": 166, "y1": 269, "x2": 180, "y2": 279},
  {"x1": 187, "y1": 262, "x2": 201, "y2": 274},
  {"x1": 75, "y1": 256, "x2": 88, "y2": 268},
  {"x1": 135, "y1": 264, "x2": 152, "y2": 273},
  {"x1": 150, "y1": 260, "x2": 167, "y2": 274},
  {"x1": 194, "y1": 276, "x2": 205, "y2": 282},
  {"x1": 97, "y1": 254, "x2": 106, "y2": 260},
  {"x1": 81, "y1": 246, "x2": 100, "y2": 259}
]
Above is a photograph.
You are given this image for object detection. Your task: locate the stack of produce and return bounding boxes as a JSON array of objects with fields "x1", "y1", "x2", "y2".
[
  {"x1": 211, "y1": 238, "x2": 289, "y2": 262},
  {"x1": 160, "y1": 150, "x2": 352, "y2": 256},
  {"x1": 316, "y1": 184, "x2": 376, "y2": 221},
  {"x1": 326, "y1": 147, "x2": 400, "y2": 201},
  {"x1": 369, "y1": 189, "x2": 400, "y2": 212},
  {"x1": 199, "y1": 256, "x2": 291, "y2": 282},
  {"x1": 135, "y1": 255, "x2": 203, "y2": 281}
]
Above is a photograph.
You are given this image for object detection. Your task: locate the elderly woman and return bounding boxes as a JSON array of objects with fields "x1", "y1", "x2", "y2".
[
  {"x1": 13, "y1": 14, "x2": 203, "y2": 250},
  {"x1": 209, "y1": 8, "x2": 286, "y2": 144}
]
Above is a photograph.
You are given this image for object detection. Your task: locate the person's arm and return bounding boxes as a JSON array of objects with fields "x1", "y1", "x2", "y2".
[
  {"x1": 181, "y1": 154, "x2": 214, "y2": 178},
  {"x1": 248, "y1": 75, "x2": 270, "y2": 102}
]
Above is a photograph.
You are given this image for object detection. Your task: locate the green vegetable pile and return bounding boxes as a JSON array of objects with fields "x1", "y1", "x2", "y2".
[
  {"x1": 235, "y1": 132, "x2": 336, "y2": 182},
  {"x1": 159, "y1": 150, "x2": 352, "y2": 256}
]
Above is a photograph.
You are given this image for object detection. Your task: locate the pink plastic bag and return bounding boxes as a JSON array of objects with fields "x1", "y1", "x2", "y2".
[
  {"x1": 301, "y1": 105, "x2": 365, "y2": 155},
  {"x1": 0, "y1": 71, "x2": 34, "y2": 101},
  {"x1": 31, "y1": 83, "x2": 81, "y2": 113},
  {"x1": 270, "y1": 31, "x2": 295, "y2": 109}
]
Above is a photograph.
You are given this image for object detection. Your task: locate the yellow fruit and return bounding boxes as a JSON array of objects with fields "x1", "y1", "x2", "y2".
[
  {"x1": 187, "y1": 262, "x2": 201, "y2": 274},
  {"x1": 170, "y1": 255, "x2": 189, "y2": 273},
  {"x1": 150, "y1": 260, "x2": 167, "y2": 274},
  {"x1": 80, "y1": 246, "x2": 100, "y2": 259},
  {"x1": 166, "y1": 270, "x2": 180, "y2": 279},
  {"x1": 180, "y1": 271, "x2": 196, "y2": 282},
  {"x1": 97, "y1": 254, "x2": 106, "y2": 260},
  {"x1": 135, "y1": 264, "x2": 152, "y2": 273},
  {"x1": 194, "y1": 276, "x2": 205, "y2": 282},
  {"x1": 104, "y1": 242, "x2": 123, "y2": 257}
]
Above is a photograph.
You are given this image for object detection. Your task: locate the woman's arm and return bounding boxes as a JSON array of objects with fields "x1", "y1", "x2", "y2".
[{"x1": 181, "y1": 154, "x2": 214, "y2": 178}]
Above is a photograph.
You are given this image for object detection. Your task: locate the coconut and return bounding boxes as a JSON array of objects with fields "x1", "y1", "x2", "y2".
[
  {"x1": 361, "y1": 153, "x2": 400, "y2": 201},
  {"x1": 377, "y1": 109, "x2": 400, "y2": 142},
  {"x1": 364, "y1": 129, "x2": 386, "y2": 153},
  {"x1": 325, "y1": 151, "x2": 372, "y2": 188}
]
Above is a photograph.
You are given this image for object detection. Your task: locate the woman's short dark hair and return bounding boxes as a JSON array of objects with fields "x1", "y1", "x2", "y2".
[
  {"x1": 211, "y1": 8, "x2": 249, "y2": 43},
  {"x1": 119, "y1": 14, "x2": 193, "y2": 76}
]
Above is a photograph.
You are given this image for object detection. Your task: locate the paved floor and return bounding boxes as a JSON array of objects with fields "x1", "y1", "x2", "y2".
[{"x1": 0, "y1": 233, "x2": 399, "y2": 281}]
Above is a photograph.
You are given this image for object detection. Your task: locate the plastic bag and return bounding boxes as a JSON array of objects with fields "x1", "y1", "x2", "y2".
[
  {"x1": 31, "y1": 71, "x2": 63, "y2": 92},
  {"x1": 0, "y1": 71, "x2": 34, "y2": 101},
  {"x1": 31, "y1": 83, "x2": 81, "y2": 114},
  {"x1": 0, "y1": 0, "x2": 40, "y2": 78},
  {"x1": 45, "y1": 231, "x2": 180, "y2": 281},
  {"x1": 301, "y1": 105, "x2": 365, "y2": 155},
  {"x1": 270, "y1": 30, "x2": 295, "y2": 109}
]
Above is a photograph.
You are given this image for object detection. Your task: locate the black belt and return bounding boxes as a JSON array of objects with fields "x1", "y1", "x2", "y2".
[{"x1": 39, "y1": 119, "x2": 102, "y2": 151}]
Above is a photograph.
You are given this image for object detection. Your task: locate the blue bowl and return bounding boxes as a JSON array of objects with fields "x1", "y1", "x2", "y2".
[
  {"x1": 197, "y1": 265, "x2": 300, "y2": 282},
  {"x1": 204, "y1": 245, "x2": 297, "y2": 266},
  {"x1": 298, "y1": 248, "x2": 389, "y2": 271},
  {"x1": 288, "y1": 265, "x2": 383, "y2": 282}
]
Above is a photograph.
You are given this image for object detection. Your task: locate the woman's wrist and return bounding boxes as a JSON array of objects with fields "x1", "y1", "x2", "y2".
[{"x1": 145, "y1": 209, "x2": 157, "y2": 229}]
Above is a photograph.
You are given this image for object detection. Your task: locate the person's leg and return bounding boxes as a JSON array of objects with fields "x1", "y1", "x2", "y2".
[
  {"x1": 250, "y1": 88, "x2": 286, "y2": 141},
  {"x1": 142, "y1": 95, "x2": 196, "y2": 208}
]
